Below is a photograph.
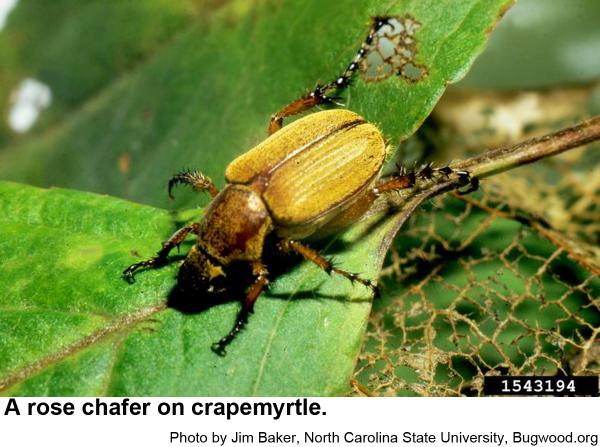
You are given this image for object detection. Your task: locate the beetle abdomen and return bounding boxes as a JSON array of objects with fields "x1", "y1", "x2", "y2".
[{"x1": 225, "y1": 110, "x2": 386, "y2": 230}]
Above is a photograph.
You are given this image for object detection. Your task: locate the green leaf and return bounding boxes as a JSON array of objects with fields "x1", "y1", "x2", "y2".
[
  {"x1": 0, "y1": 181, "x2": 394, "y2": 395},
  {"x1": 0, "y1": 0, "x2": 197, "y2": 145},
  {"x1": 0, "y1": 0, "x2": 512, "y2": 209},
  {"x1": 0, "y1": 0, "x2": 512, "y2": 395}
]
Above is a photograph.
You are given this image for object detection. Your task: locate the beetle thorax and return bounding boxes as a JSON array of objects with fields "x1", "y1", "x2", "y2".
[{"x1": 197, "y1": 185, "x2": 273, "y2": 265}]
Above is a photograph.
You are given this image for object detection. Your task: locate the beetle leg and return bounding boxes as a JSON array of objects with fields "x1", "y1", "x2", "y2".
[
  {"x1": 168, "y1": 170, "x2": 219, "y2": 199},
  {"x1": 457, "y1": 174, "x2": 480, "y2": 195},
  {"x1": 268, "y1": 17, "x2": 392, "y2": 135},
  {"x1": 211, "y1": 261, "x2": 269, "y2": 356},
  {"x1": 123, "y1": 223, "x2": 200, "y2": 282},
  {"x1": 373, "y1": 164, "x2": 479, "y2": 197},
  {"x1": 278, "y1": 239, "x2": 379, "y2": 297},
  {"x1": 372, "y1": 163, "x2": 438, "y2": 196},
  {"x1": 421, "y1": 166, "x2": 480, "y2": 194},
  {"x1": 373, "y1": 169, "x2": 416, "y2": 196}
]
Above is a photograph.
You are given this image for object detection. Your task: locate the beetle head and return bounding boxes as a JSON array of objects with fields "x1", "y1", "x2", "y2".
[{"x1": 177, "y1": 244, "x2": 228, "y2": 296}]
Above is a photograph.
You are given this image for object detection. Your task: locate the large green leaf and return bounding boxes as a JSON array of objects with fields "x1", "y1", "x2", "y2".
[
  {"x1": 0, "y1": 0, "x2": 512, "y2": 209},
  {"x1": 0, "y1": 0, "x2": 512, "y2": 395},
  {"x1": 0, "y1": 181, "x2": 391, "y2": 395}
]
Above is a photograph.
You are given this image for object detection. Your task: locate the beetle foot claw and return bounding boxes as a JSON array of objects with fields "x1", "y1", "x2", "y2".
[
  {"x1": 123, "y1": 256, "x2": 167, "y2": 283},
  {"x1": 122, "y1": 264, "x2": 139, "y2": 283},
  {"x1": 457, "y1": 176, "x2": 480, "y2": 195},
  {"x1": 372, "y1": 16, "x2": 392, "y2": 30},
  {"x1": 123, "y1": 271, "x2": 136, "y2": 284},
  {"x1": 211, "y1": 342, "x2": 227, "y2": 357},
  {"x1": 372, "y1": 283, "x2": 381, "y2": 299}
]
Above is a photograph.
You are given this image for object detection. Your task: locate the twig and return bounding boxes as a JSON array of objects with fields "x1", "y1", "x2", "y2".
[
  {"x1": 373, "y1": 115, "x2": 600, "y2": 266},
  {"x1": 454, "y1": 115, "x2": 600, "y2": 178}
]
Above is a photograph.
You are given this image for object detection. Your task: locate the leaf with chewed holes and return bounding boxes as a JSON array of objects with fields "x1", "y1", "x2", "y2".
[
  {"x1": 0, "y1": 0, "x2": 513, "y2": 209},
  {"x1": 0, "y1": 0, "x2": 512, "y2": 395}
]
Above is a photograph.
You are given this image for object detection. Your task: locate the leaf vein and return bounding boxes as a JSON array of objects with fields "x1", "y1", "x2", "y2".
[{"x1": 0, "y1": 302, "x2": 167, "y2": 393}]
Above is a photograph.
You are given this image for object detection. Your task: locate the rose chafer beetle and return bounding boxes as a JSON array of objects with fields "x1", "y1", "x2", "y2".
[{"x1": 123, "y1": 16, "x2": 475, "y2": 355}]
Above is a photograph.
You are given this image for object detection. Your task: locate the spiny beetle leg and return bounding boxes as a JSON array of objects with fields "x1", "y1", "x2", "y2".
[
  {"x1": 123, "y1": 257, "x2": 165, "y2": 283},
  {"x1": 373, "y1": 167, "x2": 416, "y2": 196},
  {"x1": 373, "y1": 164, "x2": 479, "y2": 198},
  {"x1": 211, "y1": 262, "x2": 269, "y2": 356},
  {"x1": 422, "y1": 165, "x2": 479, "y2": 194},
  {"x1": 267, "y1": 17, "x2": 392, "y2": 135},
  {"x1": 437, "y1": 166, "x2": 453, "y2": 178},
  {"x1": 457, "y1": 175, "x2": 480, "y2": 195},
  {"x1": 278, "y1": 239, "x2": 378, "y2": 296},
  {"x1": 415, "y1": 164, "x2": 478, "y2": 185},
  {"x1": 211, "y1": 314, "x2": 247, "y2": 356},
  {"x1": 417, "y1": 162, "x2": 435, "y2": 180},
  {"x1": 430, "y1": 167, "x2": 479, "y2": 195},
  {"x1": 122, "y1": 223, "x2": 200, "y2": 282},
  {"x1": 168, "y1": 170, "x2": 219, "y2": 200}
]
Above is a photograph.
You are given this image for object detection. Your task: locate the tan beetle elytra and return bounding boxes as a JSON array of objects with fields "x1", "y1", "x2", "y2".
[{"x1": 123, "y1": 16, "x2": 475, "y2": 355}]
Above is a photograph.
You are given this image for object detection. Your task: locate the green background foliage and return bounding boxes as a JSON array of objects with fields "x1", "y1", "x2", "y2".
[
  {"x1": 1, "y1": 0, "x2": 516, "y2": 395},
  {"x1": 461, "y1": 0, "x2": 600, "y2": 89}
]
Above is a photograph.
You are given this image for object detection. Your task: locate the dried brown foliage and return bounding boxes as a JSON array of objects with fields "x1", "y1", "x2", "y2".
[{"x1": 352, "y1": 90, "x2": 599, "y2": 396}]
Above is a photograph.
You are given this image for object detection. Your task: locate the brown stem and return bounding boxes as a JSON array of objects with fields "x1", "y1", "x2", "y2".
[
  {"x1": 393, "y1": 114, "x2": 600, "y2": 207},
  {"x1": 372, "y1": 115, "x2": 600, "y2": 268},
  {"x1": 453, "y1": 115, "x2": 600, "y2": 178}
]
